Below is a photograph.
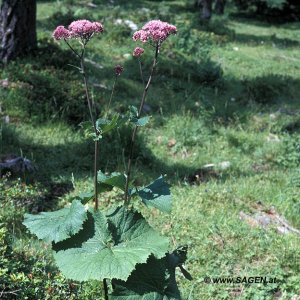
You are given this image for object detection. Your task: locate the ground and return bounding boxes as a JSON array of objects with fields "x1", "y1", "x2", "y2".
[{"x1": 0, "y1": 0, "x2": 300, "y2": 299}]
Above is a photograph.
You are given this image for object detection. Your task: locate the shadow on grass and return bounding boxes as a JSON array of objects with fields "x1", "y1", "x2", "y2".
[
  {"x1": 196, "y1": 72, "x2": 300, "y2": 124},
  {"x1": 2, "y1": 52, "x2": 300, "y2": 191},
  {"x1": 1, "y1": 124, "x2": 92, "y2": 211},
  {"x1": 192, "y1": 15, "x2": 300, "y2": 48},
  {"x1": 234, "y1": 32, "x2": 300, "y2": 47},
  {"x1": 1, "y1": 120, "x2": 228, "y2": 194},
  {"x1": 229, "y1": 10, "x2": 300, "y2": 24},
  {"x1": 195, "y1": 17, "x2": 236, "y2": 39}
]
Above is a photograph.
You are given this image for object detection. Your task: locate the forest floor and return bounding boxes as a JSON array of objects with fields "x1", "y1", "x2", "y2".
[{"x1": 1, "y1": 0, "x2": 300, "y2": 299}]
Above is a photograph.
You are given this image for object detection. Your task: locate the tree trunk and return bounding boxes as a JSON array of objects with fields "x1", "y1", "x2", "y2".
[
  {"x1": 215, "y1": 0, "x2": 226, "y2": 15},
  {"x1": 0, "y1": 0, "x2": 36, "y2": 63},
  {"x1": 201, "y1": 0, "x2": 213, "y2": 19}
]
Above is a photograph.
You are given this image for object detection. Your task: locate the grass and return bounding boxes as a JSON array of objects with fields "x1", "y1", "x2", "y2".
[{"x1": 1, "y1": 0, "x2": 300, "y2": 299}]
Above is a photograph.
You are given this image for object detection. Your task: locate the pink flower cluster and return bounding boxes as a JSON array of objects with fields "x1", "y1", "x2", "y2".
[
  {"x1": 69, "y1": 20, "x2": 103, "y2": 39},
  {"x1": 114, "y1": 65, "x2": 124, "y2": 76},
  {"x1": 133, "y1": 47, "x2": 144, "y2": 57},
  {"x1": 53, "y1": 20, "x2": 103, "y2": 41},
  {"x1": 132, "y1": 20, "x2": 177, "y2": 44},
  {"x1": 53, "y1": 26, "x2": 70, "y2": 40}
]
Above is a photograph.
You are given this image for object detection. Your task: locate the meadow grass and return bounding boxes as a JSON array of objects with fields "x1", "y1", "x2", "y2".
[{"x1": 0, "y1": 0, "x2": 300, "y2": 299}]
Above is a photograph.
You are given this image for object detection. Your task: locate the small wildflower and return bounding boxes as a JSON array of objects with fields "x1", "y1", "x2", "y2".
[
  {"x1": 53, "y1": 26, "x2": 70, "y2": 40},
  {"x1": 114, "y1": 65, "x2": 124, "y2": 76},
  {"x1": 133, "y1": 47, "x2": 144, "y2": 57},
  {"x1": 132, "y1": 20, "x2": 177, "y2": 44}
]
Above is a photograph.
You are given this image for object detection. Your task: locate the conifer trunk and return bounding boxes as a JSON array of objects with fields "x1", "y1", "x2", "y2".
[
  {"x1": 215, "y1": 0, "x2": 226, "y2": 15},
  {"x1": 0, "y1": 0, "x2": 36, "y2": 63}
]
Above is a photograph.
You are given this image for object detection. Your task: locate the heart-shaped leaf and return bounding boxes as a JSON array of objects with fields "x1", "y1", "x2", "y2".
[
  {"x1": 54, "y1": 206, "x2": 169, "y2": 281},
  {"x1": 111, "y1": 246, "x2": 191, "y2": 299},
  {"x1": 110, "y1": 255, "x2": 181, "y2": 300},
  {"x1": 23, "y1": 200, "x2": 87, "y2": 243}
]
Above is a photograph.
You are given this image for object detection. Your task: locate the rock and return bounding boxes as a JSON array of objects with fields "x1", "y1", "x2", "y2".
[
  {"x1": 240, "y1": 205, "x2": 300, "y2": 236},
  {"x1": 254, "y1": 214, "x2": 271, "y2": 226},
  {"x1": 87, "y1": 2, "x2": 97, "y2": 8},
  {"x1": 266, "y1": 133, "x2": 280, "y2": 143},
  {"x1": 203, "y1": 161, "x2": 231, "y2": 170},
  {"x1": 219, "y1": 161, "x2": 231, "y2": 170},
  {"x1": 123, "y1": 53, "x2": 131, "y2": 59},
  {"x1": 187, "y1": 168, "x2": 219, "y2": 184},
  {"x1": 124, "y1": 20, "x2": 138, "y2": 31},
  {"x1": 168, "y1": 138, "x2": 176, "y2": 148},
  {"x1": 156, "y1": 136, "x2": 162, "y2": 145},
  {"x1": 2, "y1": 115, "x2": 9, "y2": 124},
  {"x1": 114, "y1": 19, "x2": 138, "y2": 31},
  {"x1": 202, "y1": 163, "x2": 215, "y2": 169},
  {"x1": 0, "y1": 155, "x2": 36, "y2": 175},
  {"x1": 252, "y1": 163, "x2": 270, "y2": 173},
  {"x1": 239, "y1": 211, "x2": 260, "y2": 228},
  {"x1": 277, "y1": 226, "x2": 290, "y2": 235},
  {"x1": 0, "y1": 78, "x2": 9, "y2": 88},
  {"x1": 273, "y1": 290, "x2": 282, "y2": 299}
]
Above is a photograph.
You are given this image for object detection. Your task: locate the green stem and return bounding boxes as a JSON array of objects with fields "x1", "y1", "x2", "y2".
[
  {"x1": 103, "y1": 279, "x2": 109, "y2": 300},
  {"x1": 138, "y1": 58, "x2": 145, "y2": 87},
  {"x1": 80, "y1": 54, "x2": 97, "y2": 133},
  {"x1": 106, "y1": 76, "x2": 118, "y2": 116},
  {"x1": 94, "y1": 140, "x2": 99, "y2": 211},
  {"x1": 124, "y1": 44, "x2": 159, "y2": 205},
  {"x1": 80, "y1": 51, "x2": 99, "y2": 211},
  {"x1": 64, "y1": 39, "x2": 81, "y2": 59}
]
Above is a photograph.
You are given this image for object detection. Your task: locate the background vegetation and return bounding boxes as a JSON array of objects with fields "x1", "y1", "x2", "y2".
[{"x1": 0, "y1": 0, "x2": 300, "y2": 299}]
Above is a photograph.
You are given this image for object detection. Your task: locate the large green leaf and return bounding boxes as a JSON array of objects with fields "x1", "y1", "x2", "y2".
[
  {"x1": 134, "y1": 116, "x2": 150, "y2": 127},
  {"x1": 110, "y1": 251, "x2": 186, "y2": 300},
  {"x1": 98, "y1": 171, "x2": 127, "y2": 192},
  {"x1": 79, "y1": 121, "x2": 100, "y2": 141},
  {"x1": 128, "y1": 105, "x2": 150, "y2": 127},
  {"x1": 70, "y1": 191, "x2": 94, "y2": 205},
  {"x1": 80, "y1": 115, "x2": 126, "y2": 141},
  {"x1": 96, "y1": 114, "x2": 127, "y2": 135},
  {"x1": 23, "y1": 200, "x2": 87, "y2": 243},
  {"x1": 54, "y1": 206, "x2": 169, "y2": 281},
  {"x1": 135, "y1": 176, "x2": 172, "y2": 213},
  {"x1": 52, "y1": 211, "x2": 95, "y2": 252},
  {"x1": 111, "y1": 246, "x2": 191, "y2": 300}
]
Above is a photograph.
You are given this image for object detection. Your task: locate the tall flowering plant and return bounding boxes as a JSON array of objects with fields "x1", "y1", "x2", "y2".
[{"x1": 23, "y1": 19, "x2": 191, "y2": 299}]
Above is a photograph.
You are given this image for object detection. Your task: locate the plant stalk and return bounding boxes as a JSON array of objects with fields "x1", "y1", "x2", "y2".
[
  {"x1": 103, "y1": 279, "x2": 109, "y2": 300},
  {"x1": 124, "y1": 44, "x2": 159, "y2": 205},
  {"x1": 106, "y1": 75, "x2": 117, "y2": 116},
  {"x1": 138, "y1": 58, "x2": 145, "y2": 87},
  {"x1": 80, "y1": 52, "x2": 99, "y2": 211}
]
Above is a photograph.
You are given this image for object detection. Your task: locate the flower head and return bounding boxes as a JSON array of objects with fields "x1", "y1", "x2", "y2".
[
  {"x1": 132, "y1": 20, "x2": 177, "y2": 44},
  {"x1": 68, "y1": 20, "x2": 104, "y2": 39},
  {"x1": 114, "y1": 65, "x2": 124, "y2": 76},
  {"x1": 133, "y1": 47, "x2": 144, "y2": 57},
  {"x1": 53, "y1": 26, "x2": 71, "y2": 40},
  {"x1": 53, "y1": 20, "x2": 103, "y2": 42}
]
